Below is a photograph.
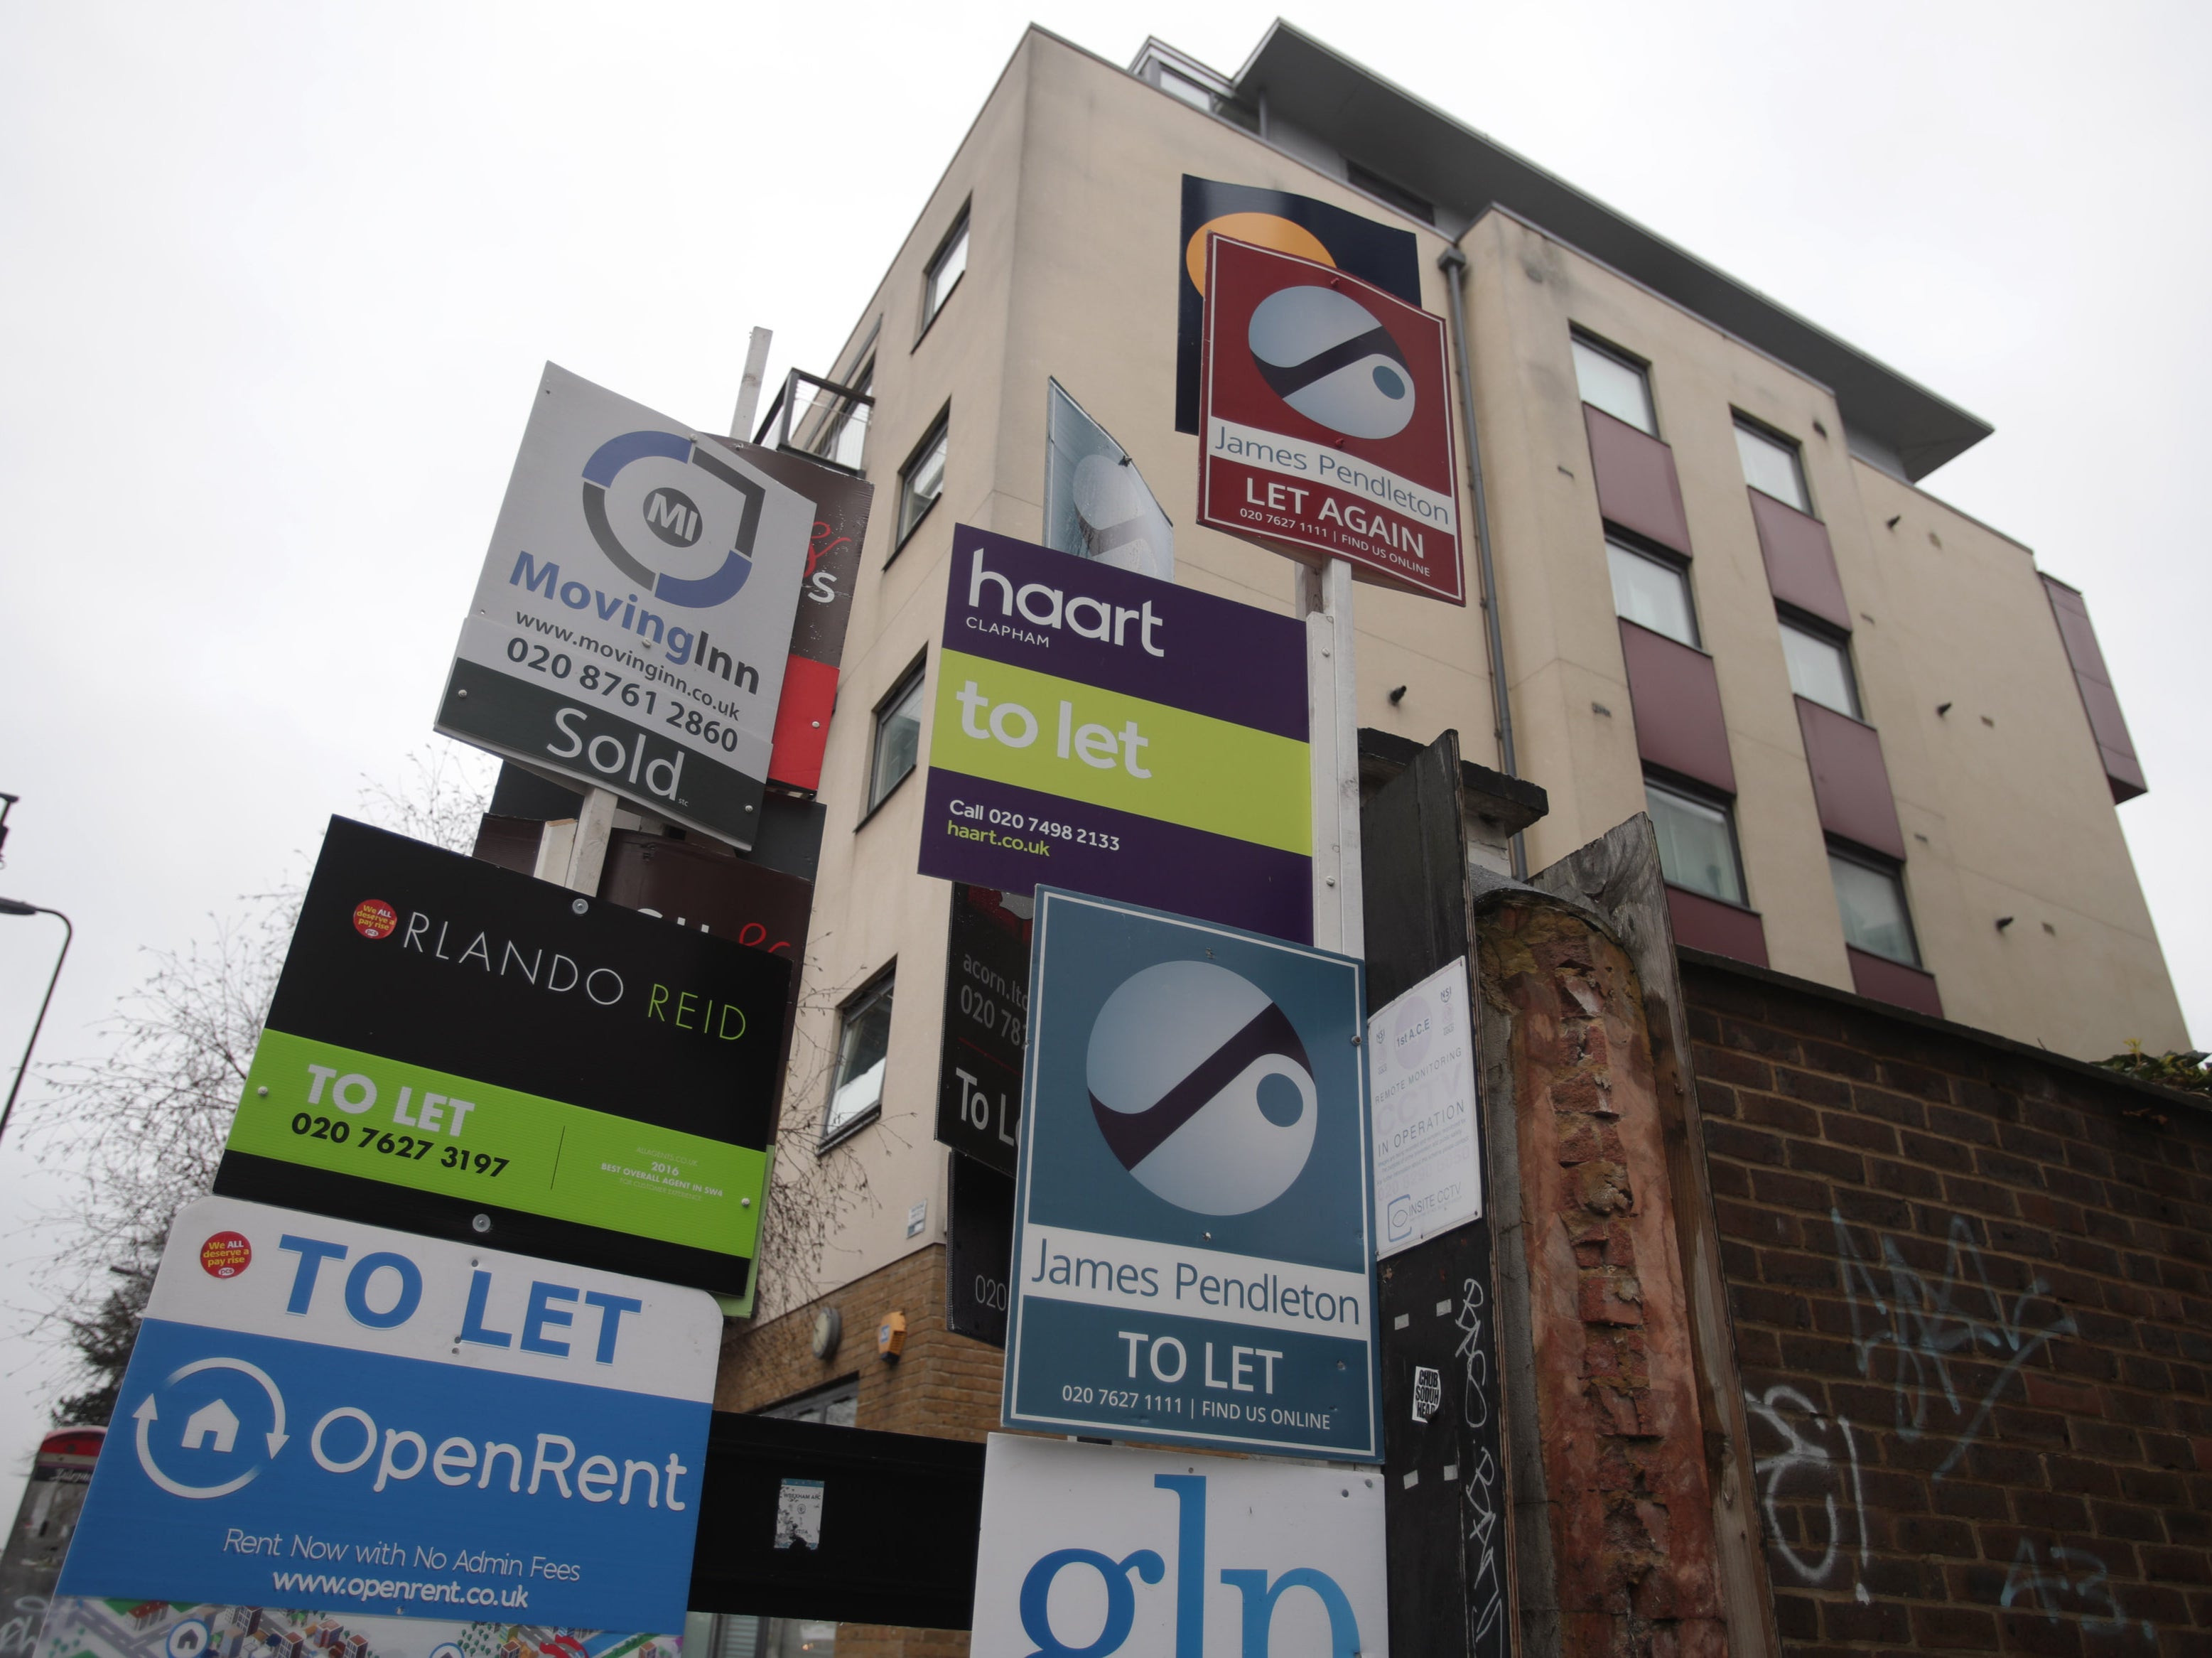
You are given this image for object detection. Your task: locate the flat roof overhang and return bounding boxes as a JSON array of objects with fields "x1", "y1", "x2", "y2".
[{"x1": 1233, "y1": 21, "x2": 1992, "y2": 480}]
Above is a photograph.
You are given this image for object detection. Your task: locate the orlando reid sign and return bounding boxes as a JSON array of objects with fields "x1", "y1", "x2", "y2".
[{"x1": 214, "y1": 818, "x2": 789, "y2": 1301}]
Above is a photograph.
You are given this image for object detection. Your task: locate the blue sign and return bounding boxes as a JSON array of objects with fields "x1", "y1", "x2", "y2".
[
  {"x1": 60, "y1": 1197, "x2": 720, "y2": 1634},
  {"x1": 1001, "y1": 889, "x2": 1379, "y2": 1460}
]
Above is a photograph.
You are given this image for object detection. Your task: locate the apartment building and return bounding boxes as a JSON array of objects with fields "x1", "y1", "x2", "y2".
[{"x1": 719, "y1": 22, "x2": 2181, "y2": 1347}]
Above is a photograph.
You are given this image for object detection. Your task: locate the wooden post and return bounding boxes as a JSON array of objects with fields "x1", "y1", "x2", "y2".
[{"x1": 1528, "y1": 819, "x2": 1779, "y2": 1658}]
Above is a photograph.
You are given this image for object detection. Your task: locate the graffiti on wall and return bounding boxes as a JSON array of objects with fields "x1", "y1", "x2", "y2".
[
  {"x1": 1833, "y1": 1210, "x2": 2077, "y2": 1477},
  {"x1": 1742, "y1": 1210, "x2": 2152, "y2": 1640},
  {"x1": 1454, "y1": 1275, "x2": 1506, "y2": 1654}
]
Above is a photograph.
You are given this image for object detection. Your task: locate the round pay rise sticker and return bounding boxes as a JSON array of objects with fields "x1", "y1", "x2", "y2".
[
  {"x1": 199, "y1": 1232, "x2": 252, "y2": 1278},
  {"x1": 352, "y1": 898, "x2": 397, "y2": 940}
]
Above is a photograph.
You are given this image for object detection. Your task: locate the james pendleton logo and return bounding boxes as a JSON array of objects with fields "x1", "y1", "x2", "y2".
[
  {"x1": 1085, "y1": 962, "x2": 1316, "y2": 1215},
  {"x1": 1247, "y1": 285, "x2": 1415, "y2": 441}
]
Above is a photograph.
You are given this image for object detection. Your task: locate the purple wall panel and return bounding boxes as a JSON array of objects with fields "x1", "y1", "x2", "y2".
[
  {"x1": 1796, "y1": 697, "x2": 1906, "y2": 860},
  {"x1": 1584, "y1": 406, "x2": 1692, "y2": 555},
  {"x1": 2041, "y1": 575, "x2": 2147, "y2": 802},
  {"x1": 1748, "y1": 491, "x2": 1850, "y2": 630},
  {"x1": 1847, "y1": 947, "x2": 1943, "y2": 1018},
  {"x1": 1619, "y1": 620, "x2": 1735, "y2": 792},
  {"x1": 1666, "y1": 885, "x2": 1770, "y2": 967}
]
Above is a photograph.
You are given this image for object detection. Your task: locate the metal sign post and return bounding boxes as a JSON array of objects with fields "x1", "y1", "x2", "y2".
[{"x1": 1300, "y1": 556, "x2": 1364, "y2": 959}]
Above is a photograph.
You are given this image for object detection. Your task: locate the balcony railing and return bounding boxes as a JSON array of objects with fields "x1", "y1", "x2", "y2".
[{"x1": 752, "y1": 369, "x2": 874, "y2": 475}]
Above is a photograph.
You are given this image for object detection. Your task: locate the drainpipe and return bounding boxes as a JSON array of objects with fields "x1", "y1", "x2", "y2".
[{"x1": 1437, "y1": 244, "x2": 1525, "y2": 878}]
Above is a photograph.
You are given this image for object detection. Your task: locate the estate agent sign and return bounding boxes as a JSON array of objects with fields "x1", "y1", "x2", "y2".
[
  {"x1": 934, "y1": 883, "x2": 1032, "y2": 1175},
  {"x1": 1001, "y1": 888, "x2": 1379, "y2": 1461},
  {"x1": 436, "y1": 362, "x2": 816, "y2": 849},
  {"x1": 918, "y1": 526, "x2": 1312, "y2": 944},
  {"x1": 58, "y1": 1196, "x2": 718, "y2": 1634},
  {"x1": 214, "y1": 817, "x2": 790, "y2": 1300},
  {"x1": 970, "y1": 1435, "x2": 1388, "y2": 1658},
  {"x1": 1198, "y1": 237, "x2": 1464, "y2": 603}
]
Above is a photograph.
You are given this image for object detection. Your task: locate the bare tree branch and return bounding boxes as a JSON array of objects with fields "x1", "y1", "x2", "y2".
[{"x1": 22, "y1": 746, "x2": 494, "y2": 1419}]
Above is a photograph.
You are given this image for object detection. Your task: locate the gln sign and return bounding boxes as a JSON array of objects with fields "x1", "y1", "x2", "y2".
[
  {"x1": 59, "y1": 1197, "x2": 718, "y2": 1635},
  {"x1": 970, "y1": 1435, "x2": 1386, "y2": 1658}
]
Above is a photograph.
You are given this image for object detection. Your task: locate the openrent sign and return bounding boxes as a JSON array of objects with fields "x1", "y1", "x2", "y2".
[{"x1": 58, "y1": 1197, "x2": 718, "y2": 1635}]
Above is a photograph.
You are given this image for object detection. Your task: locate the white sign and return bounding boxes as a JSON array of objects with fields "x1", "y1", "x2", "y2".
[
  {"x1": 438, "y1": 362, "x2": 816, "y2": 849},
  {"x1": 970, "y1": 1435, "x2": 1387, "y2": 1658},
  {"x1": 1366, "y1": 956, "x2": 1482, "y2": 1257}
]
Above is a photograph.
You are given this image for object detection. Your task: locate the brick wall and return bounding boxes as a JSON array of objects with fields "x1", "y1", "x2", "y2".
[
  {"x1": 1683, "y1": 954, "x2": 2212, "y2": 1657},
  {"x1": 718, "y1": 1242, "x2": 1005, "y2": 1439},
  {"x1": 1482, "y1": 899, "x2": 1729, "y2": 1657}
]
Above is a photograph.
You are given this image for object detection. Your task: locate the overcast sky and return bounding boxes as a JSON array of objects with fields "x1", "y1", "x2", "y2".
[{"x1": 1, "y1": 0, "x2": 2204, "y2": 1519}]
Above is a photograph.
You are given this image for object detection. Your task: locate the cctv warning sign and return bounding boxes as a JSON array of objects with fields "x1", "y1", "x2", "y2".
[{"x1": 1197, "y1": 236, "x2": 1464, "y2": 604}]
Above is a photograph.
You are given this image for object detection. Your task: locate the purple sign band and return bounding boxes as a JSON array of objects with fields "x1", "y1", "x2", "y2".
[
  {"x1": 919, "y1": 769, "x2": 1312, "y2": 944},
  {"x1": 945, "y1": 525, "x2": 1307, "y2": 741}
]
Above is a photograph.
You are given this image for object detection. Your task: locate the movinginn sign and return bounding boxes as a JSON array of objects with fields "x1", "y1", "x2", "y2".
[{"x1": 437, "y1": 362, "x2": 817, "y2": 850}]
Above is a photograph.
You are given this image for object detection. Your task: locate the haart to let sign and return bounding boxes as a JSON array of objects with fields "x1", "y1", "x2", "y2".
[
  {"x1": 917, "y1": 525, "x2": 1312, "y2": 944},
  {"x1": 1198, "y1": 236, "x2": 1464, "y2": 603}
]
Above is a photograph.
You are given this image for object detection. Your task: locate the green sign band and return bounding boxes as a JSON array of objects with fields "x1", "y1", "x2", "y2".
[
  {"x1": 930, "y1": 647, "x2": 1310, "y2": 854},
  {"x1": 227, "y1": 1028, "x2": 765, "y2": 1259}
]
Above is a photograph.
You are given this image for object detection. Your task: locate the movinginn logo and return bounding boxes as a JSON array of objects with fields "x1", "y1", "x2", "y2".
[{"x1": 580, "y1": 429, "x2": 765, "y2": 610}]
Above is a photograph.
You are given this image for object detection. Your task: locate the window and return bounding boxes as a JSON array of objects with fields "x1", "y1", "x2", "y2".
[
  {"x1": 896, "y1": 413, "x2": 947, "y2": 545},
  {"x1": 868, "y1": 662, "x2": 926, "y2": 809},
  {"x1": 922, "y1": 208, "x2": 969, "y2": 332},
  {"x1": 1779, "y1": 618, "x2": 1860, "y2": 718},
  {"x1": 1608, "y1": 540, "x2": 1699, "y2": 647},
  {"x1": 1830, "y1": 850, "x2": 1919, "y2": 966},
  {"x1": 763, "y1": 1379, "x2": 858, "y2": 1426},
  {"x1": 1572, "y1": 333, "x2": 1655, "y2": 436},
  {"x1": 1647, "y1": 779, "x2": 1747, "y2": 906},
  {"x1": 1346, "y1": 160, "x2": 1434, "y2": 225},
  {"x1": 1158, "y1": 68, "x2": 1214, "y2": 110},
  {"x1": 1736, "y1": 419, "x2": 1811, "y2": 513},
  {"x1": 824, "y1": 972, "x2": 895, "y2": 1143}
]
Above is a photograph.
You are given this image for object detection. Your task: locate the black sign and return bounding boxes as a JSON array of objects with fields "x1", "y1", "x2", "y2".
[
  {"x1": 689, "y1": 1413, "x2": 983, "y2": 1628},
  {"x1": 212, "y1": 817, "x2": 791, "y2": 1295},
  {"x1": 946, "y1": 1153, "x2": 1015, "y2": 1347},
  {"x1": 932, "y1": 884, "x2": 1030, "y2": 1175}
]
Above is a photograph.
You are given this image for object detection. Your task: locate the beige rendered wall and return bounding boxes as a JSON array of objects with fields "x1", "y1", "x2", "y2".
[
  {"x1": 1454, "y1": 208, "x2": 2184, "y2": 1057},
  {"x1": 1844, "y1": 465, "x2": 2186, "y2": 1055},
  {"x1": 765, "y1": 29, "x2": 1506, "y2": 1313},
  {"x1": 765, "y1": 26, "x2": 2181, "y2": 1323}
]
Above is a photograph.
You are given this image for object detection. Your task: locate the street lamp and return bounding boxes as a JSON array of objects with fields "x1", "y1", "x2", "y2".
[{"x1": 0, "y1": 898, "x2": 72, "y2": 1152}]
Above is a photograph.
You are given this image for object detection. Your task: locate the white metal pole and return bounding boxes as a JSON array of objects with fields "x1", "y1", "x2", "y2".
[
  {"x1": 1296, "y1": 557, "x2": 1364, "y2": 958},
  {"x1": 730, "y1": 327, "x2": 774, "y2": 442},
  {"x1": 561, "y1": 787, "x2": 620, "y2": 895}
]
